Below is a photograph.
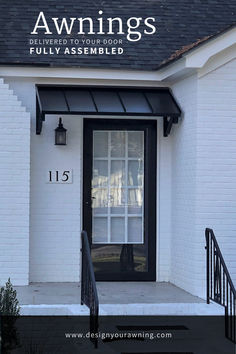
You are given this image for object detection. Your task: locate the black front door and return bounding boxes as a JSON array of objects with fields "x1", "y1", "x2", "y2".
[{"x1": 83, "y1": 119, "x2": 156, "y2": 281}]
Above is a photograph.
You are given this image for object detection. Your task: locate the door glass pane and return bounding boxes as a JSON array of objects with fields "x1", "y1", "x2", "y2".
[
  {"x1": 111, "y1": 217, "x2": 125, "y2": 242},
  {"x1": 93, "y1": 131, "x2": 108, "y2": 158},
  {"x1": 93, "y1": 160, "x2": 108, "y2": 187},
  {"x1": 92, "y1": 188, "x2": 108, "y2": 215},
  {"x1": 128, "y1": 131, "x2": 143, "y2": 158},
  {"x1": 93, "y1": 217, "x2": 107, "y2": 243},
  {"x1": 128, "y1": 160, "x2": 143, "y2": 186},
  {"x1": 128, "y1": 217, "x2": 143, "y2": 243},
  {"x1": 111, "y1": 160, "x2": 125, "y2": 186},
  {"x1": 111, "y1": 131, "x2": 125, "y2": 157},
  {"x1": 92, "y1": 130, "x2": 144, "y2": 244},
  {"x1": 128, "y1": 188, "x2": 143, "y2": 214},
  {"x1": 110, "y1": 188, "x2": 125, "y2": 214}
]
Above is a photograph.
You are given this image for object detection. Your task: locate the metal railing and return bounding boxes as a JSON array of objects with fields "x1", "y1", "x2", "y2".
[
  {"x1": 81, "y1": 230, "x2": 99, "y2": 348},
  {"x1": 205, "y1": 228, "x2": 236, "y2": 343}
]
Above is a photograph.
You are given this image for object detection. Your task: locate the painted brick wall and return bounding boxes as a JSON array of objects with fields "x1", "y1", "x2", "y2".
[
  {"x1": 171, "y1": 74, "x2": 198, "y2": 295},
  {"x1": 0, "y1": 78, "x2": 30, "y2": 285},
  {"x1": 4, "y1": 56, "x2": 236, "y2": 292},
  {"x1": 171, "y1": 58, "x2": 236, "y2": 298},
  {"x1": 29, "y1": 114, "x2": 82, "y2": 282},
  {"x1": 157, "y1": 126, "x2": 172, "y2": 281},
  {"x1": 196, "y1": 58, "x2": 236, "y2": 290},
  {"x1": 6, "y1": 77, "x2": 174, "y2": 284},
  {"x1": 6, "y1": 78, "x2": 82, "y2": 283}
]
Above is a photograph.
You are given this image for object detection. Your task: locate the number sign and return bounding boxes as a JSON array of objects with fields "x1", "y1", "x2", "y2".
[{"x1": 47, "y1": 170, "x2": 73, "y2": 183}]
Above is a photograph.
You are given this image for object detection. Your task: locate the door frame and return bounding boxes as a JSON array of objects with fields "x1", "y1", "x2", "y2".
[{"x1": 83, "y1": 118, "x2": 157, "y2": 281}]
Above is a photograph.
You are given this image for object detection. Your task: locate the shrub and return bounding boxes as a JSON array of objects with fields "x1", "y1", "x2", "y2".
[
  {"x1": 0, "y1": 278, "x2": 20, "y2": 353},
  {"x1": 0, "y1": 278, "x2": 20, "y2": 315}
]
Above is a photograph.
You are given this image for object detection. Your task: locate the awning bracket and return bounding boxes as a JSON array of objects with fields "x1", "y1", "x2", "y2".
[
  {"x1": 36, "y1": 87, "x2": 45, "y2": 135},
  {"x1": 163, "y1": 116, "x2": 178, "y2": 137}
]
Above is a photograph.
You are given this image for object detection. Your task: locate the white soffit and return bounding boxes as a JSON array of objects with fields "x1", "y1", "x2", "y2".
[
  {"x1": 198, "y1": 43, "x2": 236, "y2": 78},
  {"x1": 184, "y1": 26, "x2": 236, "y2": 69}
]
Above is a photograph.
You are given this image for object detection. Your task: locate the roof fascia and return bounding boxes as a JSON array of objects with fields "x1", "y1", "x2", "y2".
[
  {"x1": 0, "y1": 60, "x2": 193, "y2": 84},
  {"x1": 0, "y1": 66, "x2": 162, "y2": 82}
]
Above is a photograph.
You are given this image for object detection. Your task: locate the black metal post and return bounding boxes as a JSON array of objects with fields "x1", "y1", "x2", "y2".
[
  {"x1": 81, "y1": 235, "x2": 84, "y2": 305},
  {"x1": 205, "y1": 228, "x2": 210, "y2": 304},
  {"x1": 205, "y1": 228, "x2": 236, "y2": 344},
  {"x1": 80, "y1": 231, "x2": 99, "y2": 348},
  {"x1": 225, "y1": 305, "x2": 229, "y2": 339}
]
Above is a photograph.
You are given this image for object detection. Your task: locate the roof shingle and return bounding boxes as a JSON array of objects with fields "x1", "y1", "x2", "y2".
[{"x1": 0, "y1": 0, "x2": 235, "y2": 70}]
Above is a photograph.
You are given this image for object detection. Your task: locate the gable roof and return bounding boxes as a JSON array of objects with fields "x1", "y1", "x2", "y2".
[{"x1": 0, "y1": 0, "x2": 235, "y2": 71}]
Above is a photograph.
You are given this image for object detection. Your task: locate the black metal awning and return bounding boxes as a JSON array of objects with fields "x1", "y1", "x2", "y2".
[{"x1": 36, "y1": 86, "x2": 181, "y2": 137}]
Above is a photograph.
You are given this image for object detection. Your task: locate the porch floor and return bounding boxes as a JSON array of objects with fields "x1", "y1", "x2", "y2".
[{"x1": 14, "y1": 282, "x2": 204, "y2": 305}]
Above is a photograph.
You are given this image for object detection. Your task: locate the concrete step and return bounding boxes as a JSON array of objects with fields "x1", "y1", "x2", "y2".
[
  {"x1": 20, "y1": 304, "x2": 89, "y2": 316},
  {"x1": 20, "y1": 302, "x2": 224, "y2": 316},
  {"x1": 99, "y1": 302, "x2": 224, "y2": 316}
]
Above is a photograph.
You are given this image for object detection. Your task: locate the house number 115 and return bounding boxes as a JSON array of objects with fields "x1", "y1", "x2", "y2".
[{"x1": 47, "y1": 170, "x2": 73, "y2": 183}]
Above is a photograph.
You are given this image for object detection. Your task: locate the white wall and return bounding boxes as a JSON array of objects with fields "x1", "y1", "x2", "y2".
[
  {"x1": 4, "y1": 54, "x2": 236, "y2": 293},
  {"x1": 196, "y1": 58, "x2": 236, "y2": 288},
  {"x1": 157, "y1": 123, "x2": 172, "y2": 281},
  {"x1": 0, "y1": 79, "x2": 30, "y2": 285},
  {"x1": 4, "y1": 77, "x2": 174, "y2": 284},
  {"x1": 171, "y1": 74, "x2": 198, "y2": 295},
  {"x1": 5, "y1": 78, "x2": 83, "y2": 282},
  {"x1": 29, "y1": 114, "x2": 82, "y2": 282},
  {"x1": 170, "y1": 56, "x2": 236, "y2": 298}
]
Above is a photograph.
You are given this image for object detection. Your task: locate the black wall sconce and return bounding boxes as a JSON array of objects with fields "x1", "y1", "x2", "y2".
[{"x1": 55, "y1": 118, "x2": 67, "y2": 145}]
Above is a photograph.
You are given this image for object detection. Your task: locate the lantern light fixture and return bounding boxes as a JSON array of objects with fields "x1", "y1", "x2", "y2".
[{"x1": 55, "y1": 118, "x2": 67, "y2": 145}]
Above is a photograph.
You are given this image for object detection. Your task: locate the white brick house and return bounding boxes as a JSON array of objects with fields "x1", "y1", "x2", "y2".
[{"x1": 0, "y1": 3, "x2": 235, "y2": 318}]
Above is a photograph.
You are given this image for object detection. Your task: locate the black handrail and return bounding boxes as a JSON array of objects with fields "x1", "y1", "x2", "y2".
[
  {"x1": 81, "y1": 230, "x2": 99, "y2": 348},
  {"x1": 205, "y1": 228, "x2": 236, "y2": 343}
]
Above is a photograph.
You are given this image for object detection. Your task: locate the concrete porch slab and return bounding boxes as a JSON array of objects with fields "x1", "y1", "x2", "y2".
[
  {"x1": 97, "y1": 282, "x2": 204, "y2": 304},
  {"x1": 15, "y1": 282, "x2": 203, "y2": 306},
  {"x1": 15, "y1": 282, "x2": 81, "y2": 305}
]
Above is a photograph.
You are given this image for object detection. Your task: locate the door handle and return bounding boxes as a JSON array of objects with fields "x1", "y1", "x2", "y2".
[{"x1": 85, "y1": 197, "x2": 96, "y2": 206}]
